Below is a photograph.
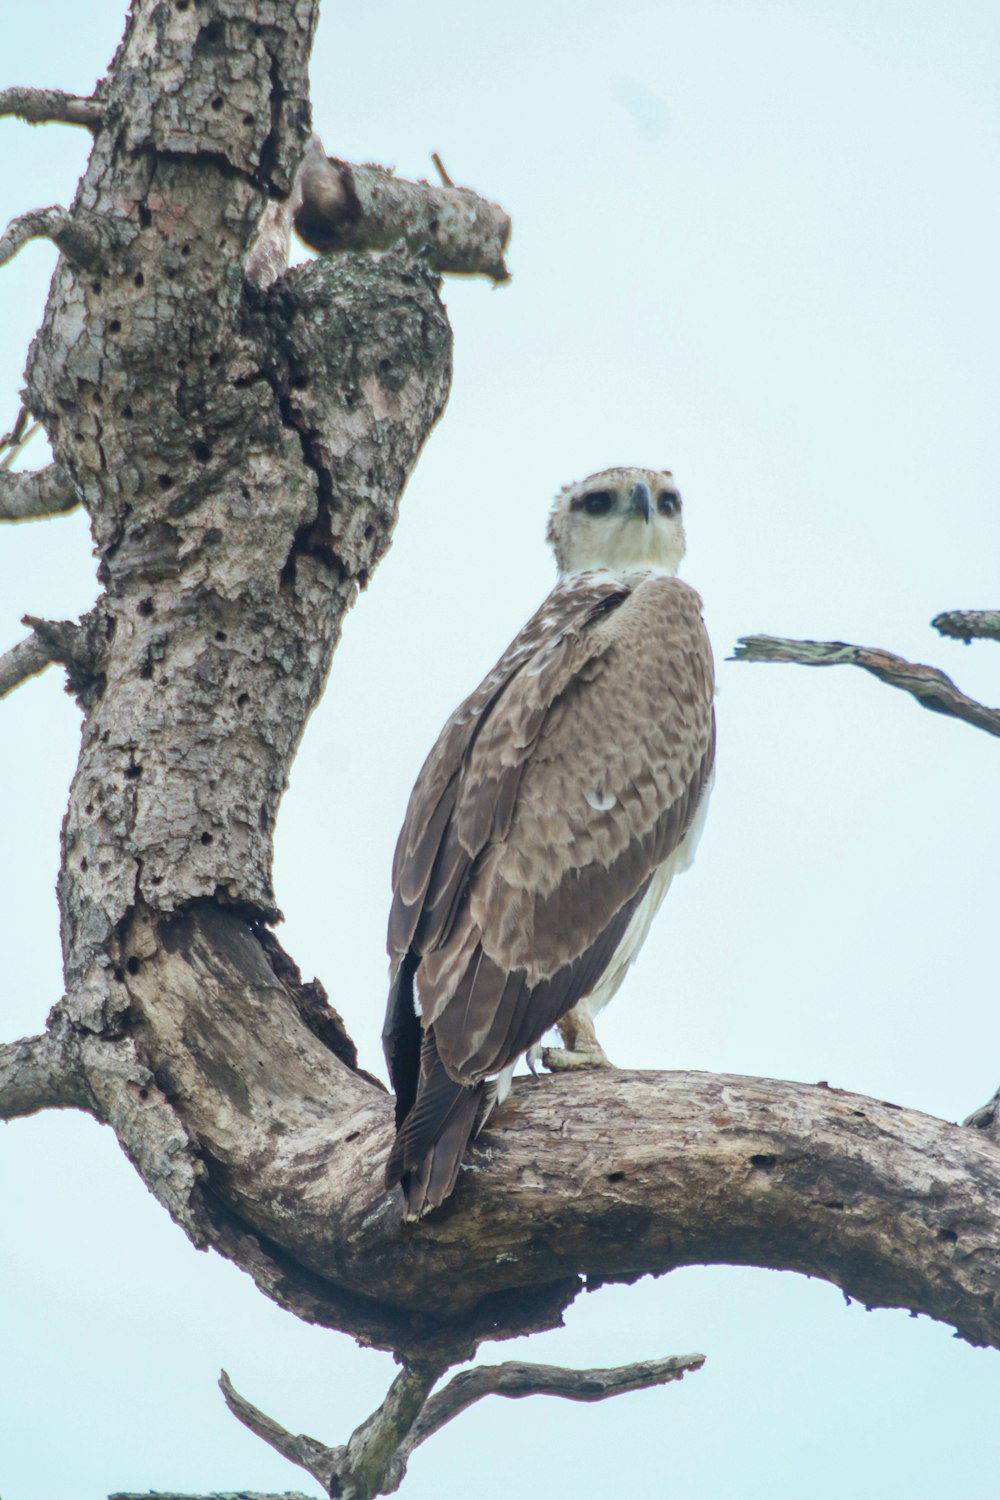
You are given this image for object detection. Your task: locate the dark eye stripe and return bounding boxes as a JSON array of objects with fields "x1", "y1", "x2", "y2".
[{"x1": 571, "y1": 489, "x2": 615, "y2": 517}]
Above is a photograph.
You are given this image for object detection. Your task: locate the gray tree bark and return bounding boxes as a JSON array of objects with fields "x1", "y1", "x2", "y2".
[{"x1": 2, "y1": 1, "x2": 998, "y2": 1495}]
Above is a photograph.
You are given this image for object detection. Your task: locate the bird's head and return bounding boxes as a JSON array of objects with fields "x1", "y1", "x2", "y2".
[{"x1": 546, "y1": 466, "x2": 686, "y2": 577}]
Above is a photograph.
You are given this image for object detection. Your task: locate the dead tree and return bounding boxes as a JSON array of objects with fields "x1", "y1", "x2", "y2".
[{"x1": 1, "y1": 5, "x2": 998, "y2": 1497}]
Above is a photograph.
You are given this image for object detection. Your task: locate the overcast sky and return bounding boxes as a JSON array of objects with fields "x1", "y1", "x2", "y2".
[{"x1": 2, "y1": 2, "x2": 999, "y2": 1497}]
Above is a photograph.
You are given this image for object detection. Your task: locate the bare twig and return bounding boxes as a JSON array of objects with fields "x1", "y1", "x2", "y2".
[
  {"x1": 732, "y1": 634, "x2": 1000, "y2": 738},
  {"x1": 0, "y1": 421, "x2": 41, "y2": 472},
  {"x1": 294, "y1": 135, "x2": 511, "y2": 282},
  {"x1": 110, "y1": 1494, "x2": 317, "y2": 1499},
  {"x1": 219, "y1": 1370, "x2": 342, "y2": 1492},
  {"x1": 0, "y1": 85, "x2": 102, "y2": 128},
  {"x1": 0, "y1": 1030, "x2": 91, "y2": 1119},
  {"x1": 0, "y1": 633, "x2": 55, "y2": 698},
  {"x1": 0, "y1": 463, "x2": 78, "y2": 520},
  {"x1": 386, "y1": 1354, "x2": 705, "y2": 1490},
  {"x1": 0, "y1": 405, "x2": 30, "y2": 454},
  {"x1": 0, "y1": 205, "x2": 109, "y2": 271},
  {"x1": 933, "y1": 609, "x2": 1000, "y2": 645},
  {"x1": 430, "y1": 151, "x2": 454, "y2": 188}
]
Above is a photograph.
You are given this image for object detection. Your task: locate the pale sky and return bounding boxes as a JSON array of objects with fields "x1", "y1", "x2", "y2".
[{"x1": 2, "y1": 2, "x2": 999, "y2": 1497}]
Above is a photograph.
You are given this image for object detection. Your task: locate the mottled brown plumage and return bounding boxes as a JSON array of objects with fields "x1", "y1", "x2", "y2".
[{"x1": 384, "y1": 468, "x2": 715, "y2": 1217}]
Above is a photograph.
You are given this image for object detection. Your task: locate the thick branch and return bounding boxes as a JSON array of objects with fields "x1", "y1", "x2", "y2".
[
  {"x1": 0, "y1": 1030, "x2": 92, "y2": 1118},
  {"x1": 0, "y1": 463, "x2": 78, "y2": 520},
  {"x1": 0, "y1": 86, "x2": 102, "y2": 128},
  {"x1": 932, "y1": 609, "x2": 1000, "y2": 644},
  {"x1": 732, "y1": 633, "x2": 1000, "y2": 737},
  {"x1": 0, "y1": 633, "x2": 54, "y2": 698},
  {"x1": 295, "y1": 136, "x2": 511, "y2": 281}
]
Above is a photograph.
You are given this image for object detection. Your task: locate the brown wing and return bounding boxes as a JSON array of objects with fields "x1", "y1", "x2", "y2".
[{"x1": 383, "y1": 572, "x2": 714, "y2": 1213}]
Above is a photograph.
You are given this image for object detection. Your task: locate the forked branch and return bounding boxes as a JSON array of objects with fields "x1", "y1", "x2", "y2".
[
  {"x1": 220, "y1": 1350, "x2": 703, "y2": 1499},
  {"x1": 732, "y1": 632, "x2": 1000, "y2": 737}
]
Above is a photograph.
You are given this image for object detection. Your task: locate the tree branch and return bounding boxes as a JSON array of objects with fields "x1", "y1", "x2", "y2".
[
  {"x1": 932, "y1": 609, "x2": 1000, "y2": 644},
  {"x1": 0, "y1": 1029, "x2": 92, "y2": 1118},
  {"x1": 110, "y1": 1493, "x2": 316, "y2": 1500},
  {"x1": 220, "y1": 1350, "x2": 703, "y2": 1499},
  {"x1": 0, "y1": 632, "x2": 55, "y2": 698},
  {"x1": 0, "y1": 85, "x2": 102, "y2": 128},
  {"x1": 0, "y1": 204, "x2": 112, "y2": 272},
  {"x1": 732, "y1": 633, "x2": 1000, "y2": 737},
  {"x1": 294, "y1": 135, "x2": 511, "y2": 281},
  {"x1": 387, "y1": 1353, "x2": 704, "y2": 1490},
  {"x1": 0, "y1": 463, "x2": 78, "y2": 521}
]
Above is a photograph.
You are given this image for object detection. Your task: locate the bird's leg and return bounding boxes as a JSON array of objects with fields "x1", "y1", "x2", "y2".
[{"x1": 542, "y1": 1003, "x2": 613, "y2": 1071}]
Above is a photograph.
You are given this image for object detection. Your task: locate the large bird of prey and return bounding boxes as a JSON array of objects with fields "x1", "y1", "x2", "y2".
[{"x1": 383, "y1": 466, "x2": 716, "y2": 1218}]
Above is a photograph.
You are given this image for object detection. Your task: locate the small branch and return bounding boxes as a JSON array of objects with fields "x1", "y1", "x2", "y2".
[
  {"x1": 732, "y1": 633, "x2": 1000, "y2": 738},
  {"x1": 219, "y1": 1370, "x2": 342, "y2": 1492},
  {"x1": 387, "y1": 1354, "x2": 705, "y2": 1490},
  {"x1": 0, "y1": 85, "x2": 102, "y2": 128},
  {"x1": 0, "y1": 205, "x2": 110, "y2": 271},
  {"x1": 0, "y1": 633, "x2": 55, "y2": 699},
  {"x1": 933, "y1": 609, "x2": 1000, "y2": 645},
  {"x1": 0, "y1": 463, "x2": 78, "y2": 520},
  {"x1": 0, "y1": 1030, "x2": 91, "y2": 1119},
  {"x1": 110, "y1": 1494, "x2": 317, "y2": 1499},
  {"x1": 294, "y1": 135, "x2": 511, "y2": 282}
]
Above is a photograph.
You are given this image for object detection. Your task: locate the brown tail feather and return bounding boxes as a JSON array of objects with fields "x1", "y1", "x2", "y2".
[{"x1": 385, "y1": 1029, "x2": 485, "y2": 1217}]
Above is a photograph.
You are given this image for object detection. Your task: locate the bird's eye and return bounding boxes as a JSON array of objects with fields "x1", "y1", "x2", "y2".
[
  {"x1": 581, "y1": 490, "x2": 615, "y2": 516},
  {"x1": 657, "y1": 491, "x2": 681, "y2": 517}
]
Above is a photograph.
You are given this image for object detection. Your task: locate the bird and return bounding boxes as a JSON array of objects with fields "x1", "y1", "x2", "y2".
[{"x1": 382, "y1": 466, "x2": 716, "y2": 1218}]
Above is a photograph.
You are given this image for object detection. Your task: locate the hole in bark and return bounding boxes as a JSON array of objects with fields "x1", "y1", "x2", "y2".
[
  {"x1": 237, "y1": 692, "x2": 250, "y2": 708},
  {"x1": 157, "y1": 474, "x2": 173, "y2": 490},
  {"x1": 139, "y1": 661, "x2": 153, "y2": 680},
  {"x1": 84, "y1": 803, "x2": 94, "y2": 815},
  {"x1": 606, "y1": 1171, "x2": 625, "y2": 1183},
  {"x1": 90, "y1": 281, "x2": 102, "y2": 293},
  {"x1": 138, "y1": 1086, "x2": 149, "y2": 1101},
  {"x1": 242, "y1": 113, "x2": 254, "y2": 126},
  {"x1": 192, "y1": 440, "x2": 212, "y2": 462},
  {"x1": 108, "y1": 320, "x2": 121, "y2": 335},
  {"x1": 210, "y1": 96, "x2": 224, "y2": 111},
  {"x1": 939, "y1": 1228, "x2": 958, "y2": 1242},
  {"x1": 181, "y1": 243, "x2": 191, "y2": 257},
  {"x1": 363, "y1": 523, "x2": 375, "y2": 542},
  {"x1": 126, "y1": 956, "x2": 141, "y2": 975},
  {"x1": 200, "y1": 831, "x2": 213, "y2": 845},
  {"x1": 290, "y1": 371, "x2": 309, "y2": 389},
  {"x1": 824, "y1": 1201, "x2": 845, "y2": 1211},
  {"x1": 80, "y1": 857, "x2": 88, "y2": 872},
  {"x1": 749, "y1": 1154, "x2": 777, "y2": 1170},
  {"x1": 138, "y1": 204, "x2": 152, "y2": 228},
  {"x1": 113, "y1": 967, "x2": 125, "y2": 982},
  {"x1": 134, "y1": 272, "x2": 145, "y2": 288},
  {"x1": 121, "y1": 404, "x2": 133, "y2": 420},
  {"x1": 176, "y1": 0, "x2": 189, "y2": 9},
  {"x1": 345, "y1": 1131, "x2": 360, "y2": 1142},
  {"x1": 202, "y1": 19, "x2": 222, "y2": 42},
  {"x1": 208, "y1": 352, "x2": 221, "y2": 368},
  {"x1": 215, "y1": 630, "x2": 227, "y2": 641},
  {"x1": 258, "y1": 803, "x2": 268, "y2": 831},
  {"x1": 137, "y1": 597, "x2": 155, "y2": 616},
  {"x1": 123, "y1": 764, "x2": 142, "y2": 780}
]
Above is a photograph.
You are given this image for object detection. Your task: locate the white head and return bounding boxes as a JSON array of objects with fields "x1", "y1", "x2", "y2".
[{"x1": 546, "y1": 466, "x2": 686, "y2": 577}]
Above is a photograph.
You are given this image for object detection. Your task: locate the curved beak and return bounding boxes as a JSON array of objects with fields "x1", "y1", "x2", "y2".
[{"x1": 628, "y1": 481, "x2": 652, "y2": 523}]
